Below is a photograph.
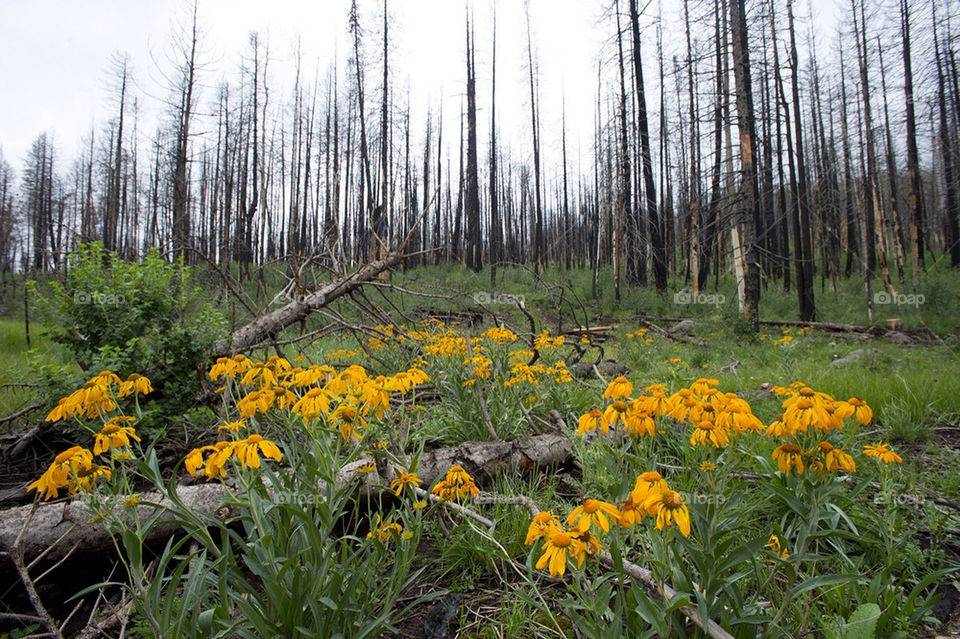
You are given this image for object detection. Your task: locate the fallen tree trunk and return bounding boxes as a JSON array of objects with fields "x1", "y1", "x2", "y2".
[
  {"x1": 213, "y1": 252, "x2": 405, "y2": 356},
  {"x1": 637, "y1": 315, "x2": 897, "y2": 335},
  {"x1": 1, "y1": 433, "x2": 574, "y2": 564},
  {"x1": 0, "y1": 484, "x2": 234, "y2": 565}
]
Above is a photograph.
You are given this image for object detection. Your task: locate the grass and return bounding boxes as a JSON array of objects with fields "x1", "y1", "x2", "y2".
[{"x1": 0, "y1": 318, "x2": 75, "y2": 425}]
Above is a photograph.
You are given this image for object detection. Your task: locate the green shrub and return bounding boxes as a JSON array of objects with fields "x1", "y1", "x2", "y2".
[{"x1": 31, "y1": 243, "x2": 226, "y2": 434}]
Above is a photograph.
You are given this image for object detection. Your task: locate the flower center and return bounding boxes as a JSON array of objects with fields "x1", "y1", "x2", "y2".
[{"x1": 552, "y1": 532, "x2": 571, "y2": 547}]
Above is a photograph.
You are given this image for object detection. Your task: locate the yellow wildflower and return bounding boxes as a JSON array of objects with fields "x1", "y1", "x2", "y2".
[
  {"x1": 390, "y1": 471, "x2": 423, "y2": 496},
  {"x1": 93, "y1": 417, "x2": 140, "y2": 456},
  {"x1": 230, "y1": 434, "x2": 283, "y2": 470},
  {"x1": 864, "y1": 441, "x2": 903, "y2": 464},
  {"x1": 772, "y1": 443, "x2": 806, "y2": 475},
  {"x1": 643, "y1": 489, "x2": 691, "y2": 537},
  {"x1": 536, "y1": 528, "x2": 587, "y2": 576},
  {"x1": 604, "y1": 376, "x2": 633, "y2": 401},
  {"x1": 567, "y1": 498, "x2": 620, "y2": 533},
  {"x1": 690, "y1": 421, "x2": 729, "y2": 448},
  {"x1": 525, "y1": 511, "x2": 562, "y2": 545},
  {"x1": 766, "y1": 534, "x2": 789, "y2": 558},
  {"x1": 577, "y1": 409, "x2": 608, "y2": 436}
]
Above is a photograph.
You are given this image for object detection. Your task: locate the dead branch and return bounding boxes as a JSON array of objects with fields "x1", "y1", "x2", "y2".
[
  {"x1": 0, "y1": 501, "x2": 65, "y2": 639},
  {"x1": 465, "y1": 336, "x2": 501, "y2": 441},
  {"x1": 213, "y1": 252, "x2": 406, "y2": 356},
  {"x1": 0, "y1": 403, "x2": 43, "y2": 426}
]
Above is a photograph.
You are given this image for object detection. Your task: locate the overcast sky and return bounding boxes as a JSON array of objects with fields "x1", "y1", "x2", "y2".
[{"x1": 0, "y1": 0, "x2": 843, "y2": 180}]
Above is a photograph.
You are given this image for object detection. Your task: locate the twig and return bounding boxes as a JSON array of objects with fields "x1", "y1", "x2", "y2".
[
  {"x1": 515, "y1": 300, "x2": 541, "y2": 367},
  {"x1": 2, "y1": 500, "x2": 65, "y2": 639},
  {"x1": 465, "y1": 337, "x2": 500, "y2": 442},
  {"x1": 0, "y1": 403, "x2": 43, "y2": 426},
  {"x1": 10, "y1": 423, "x2": 44, "y2": 458},
  {"x1": 636, "y1": 318, "x2": 702, "y2": 345},
  {"x1": 413, "y1": 487, "x2": 495, "y2": 532}
]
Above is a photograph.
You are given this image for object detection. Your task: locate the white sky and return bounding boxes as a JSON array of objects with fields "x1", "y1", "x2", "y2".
[{"x1": 0, "y1": 0, "x2": 844, "y2": 182}]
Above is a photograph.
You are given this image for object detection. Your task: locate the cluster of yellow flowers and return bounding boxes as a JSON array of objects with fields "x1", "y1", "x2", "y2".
[
  {"x1": 578, "y1": 376, "x2": 763, "y2": 444},
  {"x1": 533, "y1": 330, "x2": 566, "y2": 351},
  {"x1": 526, "y1": 471, "x2": 692, "y2": 577},
  {"x1": 463, "y1": 354, "x2": 494, "y2": 384},
  {"x1": 431, "y1": 465, "x2": 480, "y2": 501},
  {"x1": 759, "y1": 326, "x2": 814, "y2": 346},
  {"x1": 186, "y1": 357, "x2": 433, "y2": 480},
  {"x1": 483, "y1": 326, "x2": 519, "y2": 344},
  {"x1": 579, "y1": 374, "x2": 899, "y2": 477},
  {"x1": 45, "y1": 370, "x2": 153, "y2": 422},
  {"x1": 28, "y1": 446, "x2": 112, "y2": 500},
  {"x1": 29, "y1": 371, "x2": 152, "y2": 500},
  {"x1": 503, "y1": 360, "x2": 572, "y2": 387},
  {"x1": 366, "y1": 513, "x2": 413, "y2": 542},
  {"x1": 208, "y1": 355, "x2": 429, "y2": 443},
  {"x1": 766, "y1": 383, "x2": 891, "y2": 475},
  {"x1": 184, "y1": 434, "x2": 283, "y2": 479},
  {"x1": 423, "y1": 335, "x2": 475, "y2": 358},
  {"x1": 326, "y1": 348, "x2": 363, "y2": 360}
]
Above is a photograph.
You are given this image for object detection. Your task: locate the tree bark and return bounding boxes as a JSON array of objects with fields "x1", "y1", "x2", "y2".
[
  {"x1": 729, "y1": 0, "x2": 761, "y2": 326},
  {"x1": 2, "y1": 433, "x2": 573, "y2": 564}
]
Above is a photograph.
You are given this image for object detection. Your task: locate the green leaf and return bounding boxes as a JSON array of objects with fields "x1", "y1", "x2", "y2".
[
  {"x1": 790, "y1": 573, "x2": 860, "y2": 599},
  {"x1": 843, "y1": 603, "x2": 880, "y2": 639}
]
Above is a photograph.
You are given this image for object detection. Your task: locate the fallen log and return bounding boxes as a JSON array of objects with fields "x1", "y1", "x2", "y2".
[
  {"x1": 0, "y1": 484, "x2": 233, "y2": 565},
  {"x1": 757, "y1": 318, "x2": 884, "y2": 334},
  {"x1": 1, "y1": 433, "x2": 575, "y2": 564},
  {"x1": 212, "y1": 252, "x2": 405, "y2": 356},
  {"x1": 637, "y1": 315, "x2": 910, "y2": 337}
]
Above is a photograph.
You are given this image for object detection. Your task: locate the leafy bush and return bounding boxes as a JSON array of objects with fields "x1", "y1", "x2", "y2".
[{"x1": 31, "y1": 243, "x2": 226, "y2": 434}]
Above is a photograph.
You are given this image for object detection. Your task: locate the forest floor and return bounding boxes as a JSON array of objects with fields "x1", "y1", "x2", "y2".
[{"x1": 1, "y1": 263, "x2": 960, "y2": 637}]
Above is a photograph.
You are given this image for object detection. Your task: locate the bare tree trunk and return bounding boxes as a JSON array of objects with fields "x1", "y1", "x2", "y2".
[
  {"x1": 876, "y1": 36, "x2": 907, "y2": 285},
  {"x1": 901, "y1": 0, "x2": 925, "y2": 286},
  {"x1": 631, "y1": 0, "x2": 666, "y2": 291},
  {"x1": 933, "y1": 2, "x2": 960, "y2": 267},
  {"x1": 614, "y1": 0, "x2": 631, "y2": 297},
  {"x1": 489, "y1": 9, "x2": 500, "y2": 284},
  {"x1": 729, "y1": 0, "x2": 760, "y2": 326},
  {"x1": 464, "y1": 15, "x2": 482, "y2": 273},
  {"x1": 525, "y1": 5, "x2": 544, "y2": 271},
  {"x1": 172, "y1": 1, "x2": 199, "y2": 263},
  {"x1": 839, "y1": 42, "x2": 858, "y2": 278},
  {"x1": 787, "y1": 0, "x2": 815, "y2": 320}
]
